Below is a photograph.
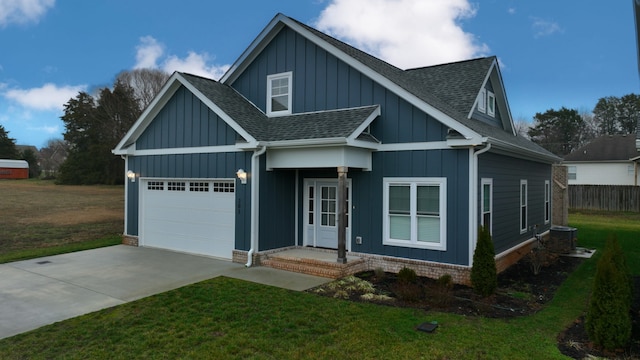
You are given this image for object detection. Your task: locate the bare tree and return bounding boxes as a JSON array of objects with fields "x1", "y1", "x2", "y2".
[
  {"x1": 513, "y1": 116, "x2": 531, "y2": 138},
  {"x1": 116, "y1": 68, "x2": 170, "y2": 110},
  {"x1": 39, "y1": 138, "x2": 69, "y2": 178}
]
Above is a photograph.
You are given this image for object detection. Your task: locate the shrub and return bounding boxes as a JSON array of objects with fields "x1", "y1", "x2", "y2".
[
  {"x1": 585, "y1": 234, "x2": 632, "y2": 350},
  {"x1": 393, "y1": 282, "x2": 423, "y2": 302},
  {"x1": 471, "y1": 226, "x2": 497, "y2": 297},
  {"x1": 436, "y1": 274, "x2": 453, "y2": 290},
  {"x1": 373, "y1": 267, "x2": 386, "y2": 280},
  {"x1": 397, "y1": 267, "x2": 417, "y2": 284}
]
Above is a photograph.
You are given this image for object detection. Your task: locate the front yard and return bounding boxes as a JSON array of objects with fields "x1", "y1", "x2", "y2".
[{"x1": 0, "y1": 181, "x2": 638, "y2": 359}]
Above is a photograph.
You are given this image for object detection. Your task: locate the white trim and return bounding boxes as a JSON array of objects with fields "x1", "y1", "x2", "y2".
[
  {"x1": 377, "y1": 141, "x2": 451, "y2": 152},
  {"x1": 382, "y1": 177, "x2": 447, "y2": 251},
  {"x1": 520, "y1": 179, "x2": 528, "y2": 233},
  {"x1": 481, "y1": 178, "x2": 493, "y2": 234},
  {"x1": 266, "y1": 71, "x2": 293, "y2": 116},
  {"x1": 124, "y1": 145, "x2": 241, "y2": 156},
  {"x1": 123, "y1": 156, "x2": 130, "y2": 236}
]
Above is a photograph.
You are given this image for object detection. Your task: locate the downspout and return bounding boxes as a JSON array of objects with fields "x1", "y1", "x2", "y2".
[
  {"x1": 469, "y1": 143, "x2": 492, "y2": 266},
  {"x1": 246, "y1": 145, "x2": 267, "y2": 267}
]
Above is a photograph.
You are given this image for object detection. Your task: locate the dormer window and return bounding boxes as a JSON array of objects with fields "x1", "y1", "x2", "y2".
[
  {"x1": 478, "y1": 89, "x2": 486, "y2": 113},
  {"x1": 487, "y1": 91, "x2": 495, "y2": 117},
  {"x1": 267, "y1": 72, "x2": 292, "y2": 116}
]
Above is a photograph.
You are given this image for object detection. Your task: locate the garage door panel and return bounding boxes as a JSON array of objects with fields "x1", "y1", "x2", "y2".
[{"x1": 141, "y1": 179, "x2": 235, "y2": 259}]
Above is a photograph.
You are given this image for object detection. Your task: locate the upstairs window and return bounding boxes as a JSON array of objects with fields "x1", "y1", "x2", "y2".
[
  {"x1": 487, "y1": 91, "x2": 496, "y2": 117},
  {"x1": 478, "y1": 89, "x2": 487, "y2": 113},
  {"x1": 267, "y1": 72, "x2": 292, "y2": 116}
]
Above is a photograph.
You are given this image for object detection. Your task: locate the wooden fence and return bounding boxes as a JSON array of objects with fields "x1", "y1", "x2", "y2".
[{"x1": 569, "y1": 185, "x2": 640, "y2": 212}]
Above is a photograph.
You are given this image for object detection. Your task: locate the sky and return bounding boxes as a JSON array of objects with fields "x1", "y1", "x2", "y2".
[{"x1": 0, "y1": 0, "x2": 637, "y2": 149}]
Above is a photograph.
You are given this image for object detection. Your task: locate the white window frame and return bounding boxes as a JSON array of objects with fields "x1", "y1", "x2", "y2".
[
  {"x1": 477, "y1": 88, "x2": 486, "y2": 113},
  {"x1": 481, "y1": 178, "x2": 493, "y2": 234},
  {"x1": 266, "y1": 72, "x2": 292, "y2": 116},
  {"x1": 383, "y1": 177, "x2": 447, "y2": 251},
  {"x1": 487, "y1": 91, "x2": 496, "y2": 117},
  {"x1": 520, "y1": 180, "x2": 528, "y2": 233},
  {"x1": 544, "y1": 180, "x2": 550, "y2": 224},
  {"x1": 567, "y1": 166, "x2": 577, "y2": 180}
]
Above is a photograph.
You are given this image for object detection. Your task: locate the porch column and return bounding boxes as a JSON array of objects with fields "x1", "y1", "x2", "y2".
[{"x1": 337, "y1": 166, "x2": 348, "y2": 264}]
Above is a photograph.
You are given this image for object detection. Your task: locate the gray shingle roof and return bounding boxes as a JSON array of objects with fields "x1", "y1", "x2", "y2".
[
  {"x1": 180, "y1": 72, "x2": 378, "y2": 143},
  {"x1": 563, "y1": 135, "x2": 640, "y2": 161}
]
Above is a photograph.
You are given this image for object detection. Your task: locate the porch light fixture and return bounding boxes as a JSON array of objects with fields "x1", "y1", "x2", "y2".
[
  {"x1": 126, "y1": 170, "x2": 136, "y2": 182},
  {"x1": 236, "y1": 169, "x2": 247, "y2": 184}
]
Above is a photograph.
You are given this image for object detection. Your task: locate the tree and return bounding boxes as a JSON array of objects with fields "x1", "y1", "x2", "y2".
[
  {"x1": 58, "y1": 81, "x2": 141, "y2": 185},
  {"x1": 513, "y1": 116, "x2": 531, "y2": 138},
  {"x1": 116, "y1": 68, "x2": 169, "y2": 110},
  {"x1": 0, "y1": 125, "x2": 19, "y2": 159},
  {"x1": 39, "y1": 138, "x2": 69, "y2": 179},
  {"x1": 19, "y1": 148, "x2": 40, "y2": 178},
  {"x1": 527, "y1": 107, "x2": 586, "y2": 157},
  {"x1": 471, "y1": 226, "x2": 497, "y2": 297},
  {"x1": 593, "y1": 94, "x2": 640, "y2": 135}
]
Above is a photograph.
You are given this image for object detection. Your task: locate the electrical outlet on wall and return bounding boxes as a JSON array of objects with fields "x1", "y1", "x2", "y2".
[{"x1": 355, "y1": 236, "x2": 362, "y2": 245}]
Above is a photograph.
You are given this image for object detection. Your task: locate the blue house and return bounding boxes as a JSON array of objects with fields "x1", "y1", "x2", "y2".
[{"x1": 113, "y1": 14, "x2": 559, "y2": 284}]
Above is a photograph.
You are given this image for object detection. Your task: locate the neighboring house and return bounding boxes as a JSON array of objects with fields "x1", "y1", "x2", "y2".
[
  {"x1": 113, "y1": 14, "x2": 559, "y2": 283},
  {"x1": 563, "y1": 135, "x2": 640, "y2": 186},
  {"x1": 0, "y1": 159, "x2": 29, "y2": 179}
]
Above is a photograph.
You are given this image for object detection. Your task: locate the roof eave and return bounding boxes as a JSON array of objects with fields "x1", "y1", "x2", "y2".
[{"x1": 488, "y1": 137, "x2": 561, "y2": 163}]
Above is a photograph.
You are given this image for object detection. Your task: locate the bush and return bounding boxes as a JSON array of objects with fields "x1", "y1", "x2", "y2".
[
  {"x1": 471, "y1": 226, "x2": 497, "y2": 297},
  {"x1": 585, "y1": 234, "x2": 632, "y2": 350},
  {"x1": 397, "y1": 267, "x2": 417, "y2": 284}
]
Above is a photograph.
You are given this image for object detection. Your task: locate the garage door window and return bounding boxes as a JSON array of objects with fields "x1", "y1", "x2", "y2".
[
  {"x1": 148, "y1": 181, "x2": 164, "y2": 190},
  {"x1": 167, "y1": 182, "x2": 186, "y2": 191},
  {"x1": 190, "y1": 182, "x2": 209, "y2": 192},
  {"x1": 213, "y1": 181, "x2": 234, "y2": 193}
]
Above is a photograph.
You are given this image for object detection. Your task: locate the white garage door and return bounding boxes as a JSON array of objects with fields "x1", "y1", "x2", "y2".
[{"x1": 141, "y1": 179, "x2": 235, "y2": 259}]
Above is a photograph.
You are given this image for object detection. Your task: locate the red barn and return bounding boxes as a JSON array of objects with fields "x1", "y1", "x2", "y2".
[{"x1": 0, "y1": 160, "x2": 29, "y2": 179}]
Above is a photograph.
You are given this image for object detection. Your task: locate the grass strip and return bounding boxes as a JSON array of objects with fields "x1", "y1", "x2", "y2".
[{"x1": 0, "y1": 235, "x2": 122, "y2": 264}]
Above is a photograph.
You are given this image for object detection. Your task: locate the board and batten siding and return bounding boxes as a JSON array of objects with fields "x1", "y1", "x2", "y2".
[
  {"x1": 125, "y1": 84, "x2": 253, "y2": 251},
  {"x1": 478, "y1": 152, "x2": 552, "y2": 253},
  {"x1": 230, "y1": 26, "x2": 449, "y2": 144},
  {"x1": 136, "y1": 85, "x2": 237, "y2": 149},
  {"x1": 348, "y1": 149, "x2": 471, "y2": 266}
]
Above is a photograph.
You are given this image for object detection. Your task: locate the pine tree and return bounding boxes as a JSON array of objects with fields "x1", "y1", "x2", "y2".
[{"x1": 471, "y1": 226, "x2": 497, "y2": 297}]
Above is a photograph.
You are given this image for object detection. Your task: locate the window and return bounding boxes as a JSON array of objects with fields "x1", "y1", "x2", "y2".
[
  {"x1": 481, "y1": 178, "x2": 492, "y2": 234},
  {"x1": 189, "y1": 182, "x2": 209, "y2": 192},
  {"x1": 628, "y1": 165, "x2": 635, "y2": 177},
  {"x1": 544, "y1": 180, "x2": 550, "y2": 224},
  {"x1": 383, "y1": 178, "x2": 447, "y2": 250},
  {"x1": 167, "y1": 181, "x2": 186, "y2": 191},
  {"x1": 520, "y1": 180, "x2": 527, "y2": 233},
  {"x1": 147, "y1": 181, "x2": 164, "y2": 190},
  {"x1": 267, "y1": 72, "x2": 292, "y2": 116},
  {"x1": 487, "y1": 91, "x2": 496, "y2": 117},
  {"x1": 568, "y1": 166, "x2": 577, "y2": 180},
  {"x1": 478, "y1": 89, "x2": 486, "y2": 113},
  {"x1": 213, "y1": 181, "x2": 234, "y2": 193}
]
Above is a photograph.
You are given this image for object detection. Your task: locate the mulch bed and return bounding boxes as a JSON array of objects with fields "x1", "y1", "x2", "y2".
[{"x1": 307, "y1": 256, "x2": 640, "y2": 359}]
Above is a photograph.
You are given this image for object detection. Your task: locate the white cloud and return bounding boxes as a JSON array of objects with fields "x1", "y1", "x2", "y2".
[
  {"x1": 531, "y1": 17, "x2": 562, "y2": 38},
  {"x1": 135, "y1": 36, "x2": 164, "y2": 69},
  {"x1": 315, "y1": 0, "x2": 489, "y2": 69},
  {"x1": 0, "y1": 0, "x2": 55, "y2": 27},
  {"x1": 134, "y1": 36, "x2": 230, "y2": 80},
  {"x1": 3, "y1": 83, "x2": 86, "y2": 111},
  {"x1": 507, "y1": 7, "x2": 516, "y2": 15}
]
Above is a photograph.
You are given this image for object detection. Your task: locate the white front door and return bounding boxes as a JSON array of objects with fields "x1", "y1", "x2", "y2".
[{"x1": 304, "y1": 179, "x2": 350, "y2": 249}]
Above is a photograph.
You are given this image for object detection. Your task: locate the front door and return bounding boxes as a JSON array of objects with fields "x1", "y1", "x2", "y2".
[{"x1": 304, "y1": 179, "x2": 350, "y2": 249}]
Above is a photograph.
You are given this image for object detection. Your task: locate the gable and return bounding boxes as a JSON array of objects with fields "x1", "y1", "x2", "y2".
[
  {"x1": 230, "y1": 26, "x2": 449, "y2": 144},
  {"x1": 136, "y1": 86, "x2": 238, "y2": 150}
]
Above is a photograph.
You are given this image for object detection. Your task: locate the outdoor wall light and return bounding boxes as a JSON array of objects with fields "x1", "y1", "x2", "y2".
[
  {"x1": 236, "y1": 169, "x2": 247, "y2": 184},
  {"x1": 126, "y1": 170, "x2": 136, "y2": 182}
]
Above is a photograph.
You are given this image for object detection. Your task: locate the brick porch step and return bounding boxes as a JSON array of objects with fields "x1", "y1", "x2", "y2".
[{"x1": 261, "y1": 250, "x2": 366, "y2": 279}]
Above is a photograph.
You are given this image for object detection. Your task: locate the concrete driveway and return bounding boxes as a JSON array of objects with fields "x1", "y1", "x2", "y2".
[{"x1": 0, "y1": 245, "x2": 329, "y2": 340}]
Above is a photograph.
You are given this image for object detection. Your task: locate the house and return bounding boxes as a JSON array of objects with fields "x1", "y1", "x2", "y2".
[
  {"x1": 563, "y1": 135, "x2": 640, "y2": 186},
  {"x1": 0, "y1": 159, "x2": 29, "y2": 179},
  {"x1": 113, "y1": 13, "x2": 560, "y2": 284}
]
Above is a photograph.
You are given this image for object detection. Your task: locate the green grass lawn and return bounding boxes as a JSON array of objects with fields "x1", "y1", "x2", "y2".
[{"x1": 0, "y1": 211, "x2": 637, "y2": 359}]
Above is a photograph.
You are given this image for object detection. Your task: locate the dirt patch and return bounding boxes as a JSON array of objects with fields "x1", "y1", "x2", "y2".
[{"x1": 308, "y1": 256, "x2": 640, "y2": 359}]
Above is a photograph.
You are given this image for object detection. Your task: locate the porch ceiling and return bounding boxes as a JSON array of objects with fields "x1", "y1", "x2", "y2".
[{"x1": 266, "y1": 145, "x2": 372, "y2": 170}]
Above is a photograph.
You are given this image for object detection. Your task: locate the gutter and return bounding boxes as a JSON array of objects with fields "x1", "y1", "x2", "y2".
[
  {"x1": 469, "y1": 143, "x2": 492, "y2": 267},
  {"x1": 246, "y1": 145, "x2": 267, "y2": 267}
]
